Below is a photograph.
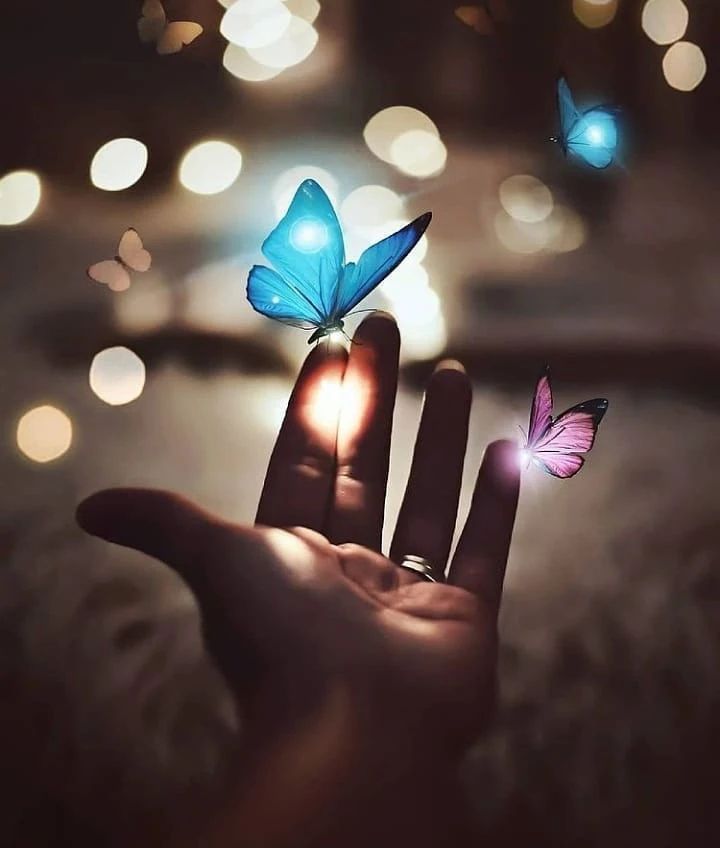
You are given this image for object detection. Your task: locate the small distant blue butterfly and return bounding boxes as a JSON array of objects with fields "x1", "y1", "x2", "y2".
[
  {"x1": 247, "y1": 179, "x2": 432, "y2": 344},
  {"x1": 552, "y1": 76, "x2": 620, "y2": 169}
]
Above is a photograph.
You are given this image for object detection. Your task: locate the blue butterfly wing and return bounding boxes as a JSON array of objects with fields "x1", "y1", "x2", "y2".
[
  {"x1": 566, "y1": 107, "x2": 619, "y2": 169},
  {"x1": 246, "y1": 264, "x2": 323, "y2": 328},
  {"x1": 261, "y1": 179, "x2": 344, "y2": 321},
  {"x1": 557, "y1": 76, "x2": 580, "y2": 141},
  {"x1": 333, "y1": 212, "x2": 432, "y2": 317}
]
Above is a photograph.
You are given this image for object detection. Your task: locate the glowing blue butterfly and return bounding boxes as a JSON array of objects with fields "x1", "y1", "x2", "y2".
[
  {"x1": 247, "y1": 179, "x2": 432, "y2": 344},
  {"x1": 552, "y1": 76, "x2": 620, "y2": 169}
]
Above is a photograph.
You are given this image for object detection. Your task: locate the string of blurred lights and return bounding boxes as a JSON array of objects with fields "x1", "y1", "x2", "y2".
[{"x1": 4, "y1": 0, "x2": 712, "y2": 467}]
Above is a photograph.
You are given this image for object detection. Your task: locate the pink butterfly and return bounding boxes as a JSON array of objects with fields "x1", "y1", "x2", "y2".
[
  {"x1": 520, "y1": 370, "x2": 608, "y2": 478},
  {"x1": 87, "y1": 228, "x2": 152, "y2": 292},
  {"x1": 138, "y1": 0, "x2": 203, "y2": 56}
]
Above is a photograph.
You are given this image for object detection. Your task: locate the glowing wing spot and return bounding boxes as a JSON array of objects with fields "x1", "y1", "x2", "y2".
[
  {"x1": 587, "y1": 125, "x2": 604, "y2": 145},
  {"x1": 289, "y1": 217, "x2": 329, "y2": 253},
  {"x1": 271, "y1": 295, "x2": 280, "y2": 304}
]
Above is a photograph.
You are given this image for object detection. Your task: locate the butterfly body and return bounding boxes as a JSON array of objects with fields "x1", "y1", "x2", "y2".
[
  {"x1": 87, "y1": 228, "x2": 151, "y2": 292},
  {"x1": 554, "y1": 76, "x2": 620, "y2": 170},
  {"x1": 247, "y1": 179, "x2": 431, "y2": 343},
  {"x1": 522, "y1": 370, "x2": 608, "y2": 478}
]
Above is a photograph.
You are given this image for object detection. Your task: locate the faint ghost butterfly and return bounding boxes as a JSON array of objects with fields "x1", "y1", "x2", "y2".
[
  {"x1": 553, "y1": 76, "x2": 620, "y2": 170},
  {"x1": 520, "y1": 369, "x2": 608, "y2": 478},
  {"x1": 454, "y1": 1, "x2": 511, "y2": 35},
  {"x1": 87, "y1": 229, "x2": 152, "y2": 292},
  {"x1": 247, "y1": 179, "x2": 432, "y2": 344},
  {"x1": 138, "y1": 0, "x2": 203, "y2": 55}
]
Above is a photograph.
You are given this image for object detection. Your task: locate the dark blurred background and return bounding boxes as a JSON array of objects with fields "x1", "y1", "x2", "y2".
[{"x1": 1, "y1": 0, "x2": 720, "y2": 845}]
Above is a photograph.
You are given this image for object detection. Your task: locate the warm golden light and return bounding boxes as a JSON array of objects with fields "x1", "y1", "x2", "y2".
[
  {"x1": 641, "y1": 0, "x2": 688, "y2": 45},
  {"x1": 89, "y1": 347, "x2": 146, "y2": 406},
  {"x1": 499, "y1": 175, "x2": 553, "y2": 224},
  {"x1": 220, "y1": 0, "x2": 291, "y2": 48},
  {"x1": 90, "y1": 138, "x2": 148, "y2": 192},
  {"x1": 16, "y1": 405, "x2": 72, "y2": 463},
  {"x1": 572, "y1": 0, "x2": 618, "y2": 28},
  {"x1": 662, "y1": 41, "x2": 706, "y2": 91},
  {"x1": 390, "y1": 130, "x2": 447, "y2": 178},
  {"x1": 247, "y1": 15, "x2": 318, "y2": 69},
  {"x1": 340, "y1": 185, "x2": 404, "y2": 232},
  {"x1": 303, "y1": 364, "x2": 370, "y2": 447},
  {"x1": 273, "y1": 166, "x2": 338, "y2": 219},
  {"x1": 223, "y1": 42, "x2": 284, "y2": 81},
  {"x1": 363, "y1": 106, "x2": 440, "y2": 166},
  {"x1": 0, "y1": 170, "x2": 42, "y2": 226},
  {"x1": 179, "y1": 141, "x2": 243, "y2": 195}
]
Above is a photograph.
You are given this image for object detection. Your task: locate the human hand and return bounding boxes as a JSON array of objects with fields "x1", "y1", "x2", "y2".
[{"x1": 76, "y1": 314, "x2": 520, "y2": 848}]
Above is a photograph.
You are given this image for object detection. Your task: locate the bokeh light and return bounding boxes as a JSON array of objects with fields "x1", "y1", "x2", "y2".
[
  {"x1": 179, "y1": 141, "x2": 243, "y2": 195},
  {"x1": 572, "y1": 0, "x2": 618, "y2": 28},
  {"x1": 90, "y1": 138, "x2": 148, "y2": 192},
  {"x1": 220, "y1": 0, "x2": 291, "y2": 49},
  {"x1": 340, "y1": 185, "x2": 404, "y2": 232},
  {"x1": 0, "y1": 170, "x2": 42, "y2": 226},
  {"x1": 285, "y1": 0, "x2": 321, "y2": 24},
  {"x1": 641, "y1": 0, "x2": 688, "y2": 45},
  {"x1": 89, "y1": 347, "x2": 146, "y2": 406},
  {"x1": 662, "y1": 41, "x2": 707, "y2": 91},
  {"x1": 392, "y1": 286, "x2": 447, "y2": 361},
  {"x1": 16, "y1": 405, "x2": 73, "y2": 463},
  {"x1": 113, "y1": 274, "x2": 174, "y2": 333},
  {"x1": 499, "y1": 175, "x2": 554, "y2": 224},
  {"x1": 247, "y1": 15, "x2": 318, "y2": 69},
  {"x1": 390, "y1": 130, "x2": 448, "y2": 178},
  {"x1": 273, "y1": 166, "x2": 339, "y2": 219},
  {"x1": 380, "y1": 261, "x2": 430, "y2": 301},
  {"x1": 494, "y1": 209, "x2": 551, "y2": 255},
  {"x1": 223, "y1": 42, "x2": 284, "y2": 81},
  {"x1": 546, "y1": 205, "x2": 587, "y2": 254},
  {"x1": 363, "y1": 106, "x2": 440, "y2": 165}
]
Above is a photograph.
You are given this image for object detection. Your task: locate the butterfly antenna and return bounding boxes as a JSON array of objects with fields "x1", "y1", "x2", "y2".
[{"x1": 346, "y1": 308, "x2": 378, "y2": 317}]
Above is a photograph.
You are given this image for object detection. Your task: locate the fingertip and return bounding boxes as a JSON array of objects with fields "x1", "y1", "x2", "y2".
[
  {"x1": 352, "y1": 311, "x2": 400, "y2": 349},
  {"x1": 482, "y1": 440, "x2": 521, "y2": 494}
]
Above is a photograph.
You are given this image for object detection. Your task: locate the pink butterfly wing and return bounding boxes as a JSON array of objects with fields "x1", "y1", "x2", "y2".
[
  {"x1": 535, "y1": 453, "x2": 584, "y2": 479},
  {"x1": 117, "y1": 228, "x2": 152, "y2": 272},
  {"x1": 532, "y1": 400, "x2": 608, "y2": 454},
  {"x1": 527, "y1": 371, "x2": 553, "y2": 446}
]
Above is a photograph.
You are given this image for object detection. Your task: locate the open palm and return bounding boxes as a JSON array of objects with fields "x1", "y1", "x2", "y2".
[{"x1": 77, "y1": 314, "x2": 520, "y2": 848}]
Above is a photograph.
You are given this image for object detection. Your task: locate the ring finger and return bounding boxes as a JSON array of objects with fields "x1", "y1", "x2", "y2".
[{"x1": 390, "y1": 360, "x2": 471, "y2": 582}]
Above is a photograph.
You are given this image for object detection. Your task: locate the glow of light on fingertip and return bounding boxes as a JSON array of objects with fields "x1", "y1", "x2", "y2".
[
  {"x1": 16, "y1": 405, "x2": 73, "y2": 463},
  {"x1": 179, "y1": 141, "x2": 243, "y2": 195},
  {"x1": 90, "y1": 138, "x2": 148, "y2": 192},
  {"x1": 662, "y1": 41, "x2": 707, "y2": 91},
  {"x1": 329, "y1": 331, "x2": 344, "y2": 343},
  {"x1": 89, "y1": 347, "x2": 146, "y2": 406},
  {"x1": 0, "y1": 170, "x2": 42, "y2": 225}
]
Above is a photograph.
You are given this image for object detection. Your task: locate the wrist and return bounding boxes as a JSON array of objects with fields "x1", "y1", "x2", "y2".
[{"x1": 200, "y1": 682, "x2": 478, "y2": 848}]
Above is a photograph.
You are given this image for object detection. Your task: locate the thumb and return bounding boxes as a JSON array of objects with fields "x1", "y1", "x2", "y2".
[{"x1": 76, "y1": 487, "x2": 258, "y2": 610}]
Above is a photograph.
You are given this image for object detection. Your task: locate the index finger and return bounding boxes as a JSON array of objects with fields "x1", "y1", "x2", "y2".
[
  {"x1": 256, "y1": 340, "x2": 348, "y2": 531},
  {"x1": 447, "y1": 440, "x2": 520, "y2": 614}
]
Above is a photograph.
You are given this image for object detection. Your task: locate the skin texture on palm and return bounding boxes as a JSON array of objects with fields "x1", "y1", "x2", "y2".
[{"x1": 76, "y1": 313, "x2": 520, "y2": 848}]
